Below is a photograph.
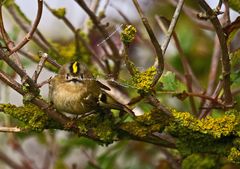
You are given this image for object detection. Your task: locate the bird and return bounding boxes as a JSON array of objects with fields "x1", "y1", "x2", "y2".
[{"x1": 49, "y1": 61, "x2": 110, "y2": 115}]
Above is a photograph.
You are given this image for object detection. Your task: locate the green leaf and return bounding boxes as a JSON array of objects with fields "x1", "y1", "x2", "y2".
[{"x1": 160, "y1": 71, "x2": 178, "y2": 91}]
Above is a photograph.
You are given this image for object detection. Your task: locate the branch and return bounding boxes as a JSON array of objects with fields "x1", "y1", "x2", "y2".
[
  {"x1": 168, "y1": 0, "x2": 213, "y2": 30},
  {"x1": 0, "y1": 126, "x2": 22, "y2": 133},
  {"x1": 18, "y1": 50, "x2": 61, "y2": 69},
  {"x1": 132, "y1": 0, "x2": 164, "y2": 87},
  {"x1": 0, "y1": 4, "x2": 11, "y2": 49},
  {"x1": 74, "y1": 0, "x2": 120, "y2": 60},
  {"x1": 8, "y1": 0, "x2": 43, "y2": 55},
  {"x1": 155, "y1": 15, "x2": 198, "y2": 115},
  {"x1": 32, "y1": 52, "x2": 48, "y2": 83},
  {"x1": 44, "y1": 2, "x2": 106, "y2": 72},
  {"x1": 197, "y1": 0, "x2": 233, "y2": 105},
  {"x1": 6, "y1": 3, "x2": 61, "y2": 56},
  {"x1": 0, "y1": 50, "x2": 38, "y2": 89},
  {"x1": 0, "y1": 4, "x2": 23, "y2": 69},
  {"x1": 147, "y1": 94, "x2": 172, "y2": 117},
  {"x1": 161, "y1": 0, "x2": 185, "y2": 55}
]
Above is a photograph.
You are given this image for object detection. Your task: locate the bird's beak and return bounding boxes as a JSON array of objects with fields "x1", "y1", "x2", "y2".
[{"x1": 66, "y1": 77, "x2": 83, "y2": 83}]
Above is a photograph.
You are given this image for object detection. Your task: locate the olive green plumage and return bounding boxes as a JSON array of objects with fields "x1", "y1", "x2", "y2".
[{"x1": 49, "y1": 61, "x2": 108, "y2": 114}]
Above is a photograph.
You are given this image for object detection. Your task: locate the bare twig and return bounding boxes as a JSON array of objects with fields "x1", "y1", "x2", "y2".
[
  {"x1": 0, "y1": 4, "x2": 11, "y2": 49},
  {"x1": 132, "y1": 0, "x2": 164, "y2": 87},
  {"x1": 18, "y1": 50, "x2": 61, "y2": 69},
  {"x1": 147, "y1": 94, "x2": 172, "y2": 116},
  {"x1": 161, "y1": 0, "x2": 185, "y2": 55},
  {"x1": 44, "y1": 2, "x2": 106, "y2": 72},
  {"x1": 0, "y1": 126, "x2": 22, "y2": 133},
  {"x1": 0, "y1": 50, "x2": 38, "y2": 89},
  {"x1": 8, "y1": 0, "x2": 43, "y2": 55},
  {"x1": 74, "y1": 0, "x2": 120, "y2": 60},
  {"x1": 167, "y1": 0, "x2": 213, "y2": 30},
  {"x1": 0, "y1": 4, "x2": 23, "y2": 69},
  {"x1": 197, "y1": 0, "x2": 233, "y2": 105},
  {"x1": 32, "y1": 52, "x2": 48, "y2": 83},
  {"x1": 6, "y1": 3, "x2": 61, "y2": 56},
  {"x1": 155, "y1": 15, "x2": 198, "y2": 115},
  {"x1": 206, "y1": 36, "x2": 221, "y2": 95}
]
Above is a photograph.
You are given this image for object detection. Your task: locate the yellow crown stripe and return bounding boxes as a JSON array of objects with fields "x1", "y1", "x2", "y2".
[{"x1": 72, "y1": 62, "x2": 78, "y2": 74}]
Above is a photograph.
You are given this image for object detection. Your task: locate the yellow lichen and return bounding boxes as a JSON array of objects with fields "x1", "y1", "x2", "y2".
[
  {"x1": 131, "y1": 66, "x2": 157, "y2": 92},
  {"x1": 121, "y1": 25, "x2": 137, "y2": 44},
  {"x1": 170, "y1": 111, "x2": 237, "y2": 139},
  {"x1": 0, "y1": 103, "x2": 50, "y2": 131},
  {"x1": 228, "y1": 147, "x2": 240, "y2": 163}
]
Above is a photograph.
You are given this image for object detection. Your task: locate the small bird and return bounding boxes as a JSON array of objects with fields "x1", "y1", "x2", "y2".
[{"x1": 49, "y1": 61, "x2": 109, "y2": 115}]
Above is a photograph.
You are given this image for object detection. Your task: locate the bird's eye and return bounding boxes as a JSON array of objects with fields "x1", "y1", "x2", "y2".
[{"x1": 65, "y1": 73, "x2": 70, "y2": 80}]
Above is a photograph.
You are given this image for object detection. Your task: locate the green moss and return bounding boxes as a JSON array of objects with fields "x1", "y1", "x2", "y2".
[
  {"x1": 121, "y1": 120, "x2": 163, "y2": 138},
  {"x1": 136, "y1": 110, "x2": 169, "y2": 126},
  {"x1": 121, "y1": 25, "x2": 137, "y2": 44},
  {"x1": 93, "y1": 120, "x2": 116, "y2": 144},
  {"x1": 52, "y1": 8, "x2": 66, "y2": 18},
  {"x1": 131, "y1": 66, "x2": 157, "y2": 92},
  {"x1": 0, "y1": 103, "x2": 50, "y2": 131},
  {"x1": 182, "y1": 154, "x2": 217, "y2": 169}
]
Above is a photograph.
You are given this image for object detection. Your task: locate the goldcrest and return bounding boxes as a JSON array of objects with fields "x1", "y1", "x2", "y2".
[{"x1": 49, "y1": 61, "x2": 109, "y2": 115}]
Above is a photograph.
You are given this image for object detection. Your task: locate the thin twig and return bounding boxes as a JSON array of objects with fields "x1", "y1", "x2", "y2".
[
  {"x1": 199, "y1": 36, "x2": 221, "y2": 116},
  {"x1": 6, "y1": 4, "x2": 48, "y2": 51},
  {"x1": 0, "y1": 126, "x2": 22, "y2": 133},
  {"x1": 0, "y1": 4, "x2": 11, "y2": 49},
  {"x1": 8, "y1": 0, "x2": 43, "y2": 55},
  {"x1": 155, "y1": 15, "x2": 198, "y2": 115},
  {"x1": 206, "y1": 36, "x2": 221, "y2": 95},
  {"x1": 147, "y1": 94, "x2": 172, "y2": 116},
  {"x1": 18, "y1": 50, "x2": 61, "y2": 69},
  {"x1": 32, "y1": 52, "x2": 48, "y2": 83},
  {"x1": 6, "y1": 3, "x2": 61, "y2": 57},
  {"x1": 132, "y1": 0, "x2": 164, "y2": 87},
  {"x1": 197, "y1": 0, "x2": 233, "y2": 105},
  {"x1": 74, "y1": 0, "x2": 120, "y2": 60},
  {"x1": 44, "y1": 2, "x2": 106, "y2": 72},
  {"x1": 167, "y1": 0, "x2": 213, "y2": 30},
  {"x1": 0, "y1": 50, "x2": 38, "y2": 89},
  {"x1": 0, "y1": 4, "x2": 23, "y2": 69},
  {"x1": 161, "y1": 0, "x2": 185, "y2": 55}
]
